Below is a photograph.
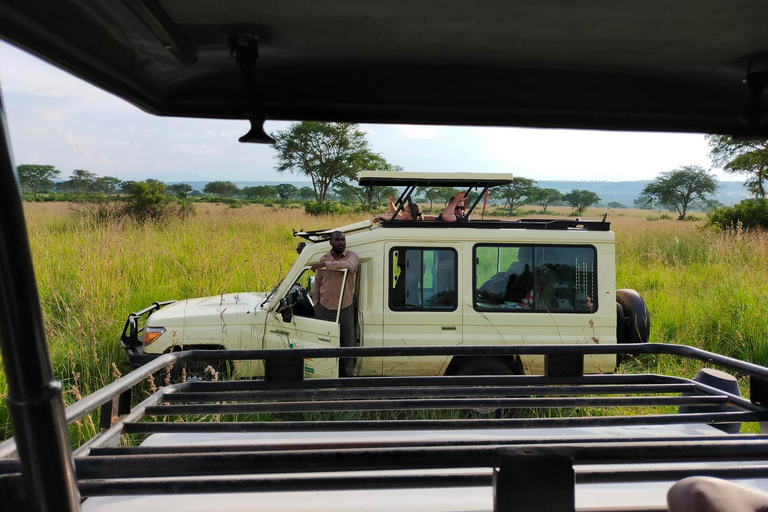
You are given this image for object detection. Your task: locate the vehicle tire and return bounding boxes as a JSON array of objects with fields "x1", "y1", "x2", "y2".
[
  {"x1": 616, "y1": 289, "x2": 650, "y2": 343},
  {"x1": 455, "y1": 357, "x2": 518, "y2": 376},
  {"x1": 154, "y1": 351, "x2": 231, "y2": 386}
]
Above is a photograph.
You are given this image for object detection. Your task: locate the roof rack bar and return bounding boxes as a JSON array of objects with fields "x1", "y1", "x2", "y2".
[
  {"x1": 122, "y1": 411, "x2": 763, "y2": 434},
  {"x1": 161, "y1": 382, "x2": 697, "y2": 402},
  {"x1": 145, "y1": 395, "x2": 728, "y2": 416},
  {"x1": 64, "y1": 438, "x2": 768, "y2": 480},
  {"x1": 89, "y1": 433, "x2": 764, "y2": 457},
  {"x1": 70, "y1": 464, "x2": 768, "y2": 496}
]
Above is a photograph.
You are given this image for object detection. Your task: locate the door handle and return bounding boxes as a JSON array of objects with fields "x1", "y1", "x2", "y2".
[
  {"x1": 270, "y1": 329, "x2": 291, "y2": 336},
  {"x1": 318, "y1": 335, "x2": 331, "y2": 342},
  {"x1": 441, "y1": 326, "x2": 457, "y2": 331}
]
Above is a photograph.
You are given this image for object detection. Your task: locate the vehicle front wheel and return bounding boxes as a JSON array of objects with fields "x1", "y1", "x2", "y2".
[{"x1": 154, "y1": 352, "x2": 231, "y2": 386}]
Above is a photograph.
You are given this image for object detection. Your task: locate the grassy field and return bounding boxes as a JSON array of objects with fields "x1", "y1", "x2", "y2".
[{"x1": 1, "y1": 202, "x2": 767, "y2": 442}]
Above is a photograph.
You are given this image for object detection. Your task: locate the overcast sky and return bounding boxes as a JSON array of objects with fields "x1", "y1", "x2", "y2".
[{"x1": 0, "y1": 40, "x2": 727, "y2": 184}]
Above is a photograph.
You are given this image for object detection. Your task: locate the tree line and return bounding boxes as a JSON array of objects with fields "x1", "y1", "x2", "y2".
[{"x1": 16, "y1": 123, "x2": 768, "y2": 225}]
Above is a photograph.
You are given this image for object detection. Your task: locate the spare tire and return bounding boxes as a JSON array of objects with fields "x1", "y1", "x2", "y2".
[{"x1": 616, "y1": 289, "x2": 650, "y2": 343}]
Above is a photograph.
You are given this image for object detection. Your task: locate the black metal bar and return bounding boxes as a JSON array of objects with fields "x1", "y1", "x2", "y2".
[
  {"x1": 67, "y1": 439, "x2": 768, "y2": 479},
  {"x1": 751, "y1": 375, "x2": 768, "y2": 406},
  {"x1": 71, "y1": 464, "x2": 768, "y2": 497},
  {"x1": 124, "y1": 411, "x2": 764, "y2": 434},
  {"x1": 89, "y1": 434, "x2": 768, "y2": 457},
  {"x1": 545, "y1": 353, "x2": 584, "y2": 377},
  {"x1": 145, "y1": 344, "x2": 768, "y2": 380},
  {"x1": 99, "y1": 400, "x2": 113, "y2": 431},
  {"x1": 78, "y1": 473, "x2": 490, "y2": 496},
  {"x1": 163, "y1": 382, "x2": 697, "y2": 402},
  {"x1": 0, "y1": 70, "x2": 80, "y2": 510},
  {"x1": 145, "y1": 395, "x2": 728, "y2": 416},
  {"x1": 117, "y1": 389, "x2": 132, "y2": 416},
  {"x1": 178, "y1": 372, "x2": 686, "y2": 393},
  {"x1": 495, "y1": 455, "x2": 574, "y2": 512}
]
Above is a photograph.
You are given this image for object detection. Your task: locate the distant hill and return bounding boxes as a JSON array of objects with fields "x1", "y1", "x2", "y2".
[{"x1": 173, "y1": 179, "x2": 749, "y2": 207}]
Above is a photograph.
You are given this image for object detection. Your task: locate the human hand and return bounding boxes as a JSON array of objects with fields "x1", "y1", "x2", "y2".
[
  {"x1": 388, "y1": 196, "x2": 395, "y2": 203},
  {"x1": 310, "y1": 262, "x2": 325, "y2": 272}
]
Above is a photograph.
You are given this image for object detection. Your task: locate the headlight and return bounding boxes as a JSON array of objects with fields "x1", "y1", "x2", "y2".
[{"x1": 144, "y1": 326, "x2": 166, "y2": 345}]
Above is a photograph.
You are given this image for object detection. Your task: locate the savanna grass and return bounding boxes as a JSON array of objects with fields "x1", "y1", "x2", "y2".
[{"x1": 1, "y1": 203, "x2": 767, "y2": 441}]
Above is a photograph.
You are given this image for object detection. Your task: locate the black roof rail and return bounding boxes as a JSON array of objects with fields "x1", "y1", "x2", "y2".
[{"x1": 380, "y1": 218, "x2": 612, "y2": 231}]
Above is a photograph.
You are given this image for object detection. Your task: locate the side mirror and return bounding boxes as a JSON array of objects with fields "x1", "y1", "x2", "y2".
[{"x1": 278, "y1": 297, "x2": 293, "y2": 323}]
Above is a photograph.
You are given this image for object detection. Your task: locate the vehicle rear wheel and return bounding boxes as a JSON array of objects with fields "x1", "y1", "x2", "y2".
[
  {"x1": 616, "y1": 289, "x2": 650, "y2": 343},
  {"x1": 455, "y1": 357, "x2": 518, "y2": 375}
]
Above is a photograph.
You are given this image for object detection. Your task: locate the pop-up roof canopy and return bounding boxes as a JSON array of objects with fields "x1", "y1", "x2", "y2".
[
  {"x1": 1, "y1": 1, "x2": 768, "y2": 137},
  {"x1": 358, "y1": 171, "x2": 514, "y2": 188}
]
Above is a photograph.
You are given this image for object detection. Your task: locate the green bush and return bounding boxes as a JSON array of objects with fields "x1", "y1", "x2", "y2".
[
  {"x1": 708, "y1": 198, "x2": 768, "y2": 230},
  {"x1": 304, "y1": 201, "x2": 347, "y2": 216}
]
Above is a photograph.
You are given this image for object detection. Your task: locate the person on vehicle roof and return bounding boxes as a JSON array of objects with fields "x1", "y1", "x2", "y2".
[
  {"x1": 310, "y1": 231, "x2": 359, "y2": 377},
  {"x1": 373, "y1": 196, "x2": 423, "y2": 222},
  {"x1": 435, "y1": 192, "x2": 469, "y2": 222}
]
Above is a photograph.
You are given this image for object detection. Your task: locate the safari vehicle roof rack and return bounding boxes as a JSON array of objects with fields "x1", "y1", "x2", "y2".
[
  {"x1": 359, "y1": 171, "x2": 517, "y2": 221},
  {"x1": 292, "y1": 220, "x2": 373, "y2": 243},
  {"x1": 0, "y1": 343, "x2": 767, "y2": 511},
  {"x1": 379, "y1": 218, "x2": 613, "y2": 230}
]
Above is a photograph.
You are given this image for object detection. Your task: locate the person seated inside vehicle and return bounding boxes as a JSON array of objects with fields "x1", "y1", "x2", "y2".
[
  {"x1": 373, "y1": 196, "x2": 423, "y2": 222},
  {"x1": 503, "y1": 249, "x2": 534, "y2": 305}
]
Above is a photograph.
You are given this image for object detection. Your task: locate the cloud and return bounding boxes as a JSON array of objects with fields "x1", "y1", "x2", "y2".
[
  {"x1": 57, "y1": 126, "x2": 92, "y2": 163},
  {"x1": 170, "y1": 144, "x2": 217, "y2": 156}
]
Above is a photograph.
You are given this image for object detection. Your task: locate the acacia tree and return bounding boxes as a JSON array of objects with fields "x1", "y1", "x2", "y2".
[
  {"x1": 275, "y1": 183, "x2": 298, "y2": 200},
  {"x1": 707, "y1": 135, "x2": 768, "y2": 198},
  {"x1": 563, "y1": 189, "x2": 601, "y2": 216},
  {"x1": 640, "y1": 165, "x2": 717, "y2": 219},
  {"x1": 492, "y1": 177, "x2": 536, "y2": 210},
  {"x1": 272, "y1": 122, "x2": 369, "y2": 205},
  {"x1": 17, "y1": 164, "x2": 60, "y2": 200},
  {"x1": 204, "y1": 181, "x2": 240, "y2": 199},
  {"x1": 243, "y1": 185, "x2": 278, "y2": 200},
  {"x1": 70, "y1": 169, "x2": 98, "y2": 196},
  {"x1": 298, "y1": 187, "x2": 315, "y2": 201},
  {"x1": 168, "y1": 183, "x2": 194, "y2": 198},
  {"x1": 529, "y1": 187, "x2": 562, "y2": 212},
  {"x1": 334, "y1": 151, "x2": 402, "y2": 209}
]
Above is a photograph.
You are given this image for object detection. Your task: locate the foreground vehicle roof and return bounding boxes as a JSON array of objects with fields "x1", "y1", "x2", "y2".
[
  {"x1": 2, "y1": 344, "x2": 768, "y2": 512},
  {"x1": 1, "y1": 1, "x2": 768, "y2": 135}
]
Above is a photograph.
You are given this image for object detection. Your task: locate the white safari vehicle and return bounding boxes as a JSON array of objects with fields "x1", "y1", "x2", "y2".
[
  {"x1": 2, "y1": 2, "x2": 768, "y2": 512},
  {"x1": 121, "y1": 171, "x2": 650, "y2": 380}
]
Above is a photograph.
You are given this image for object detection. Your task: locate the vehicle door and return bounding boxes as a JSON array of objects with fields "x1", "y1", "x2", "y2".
[
  {"x1": 381, "y1": 244, "x2": 462, "y2": 375},
  {"x1": 263, "y1": 267, "x2": 347, "y2": 378}
]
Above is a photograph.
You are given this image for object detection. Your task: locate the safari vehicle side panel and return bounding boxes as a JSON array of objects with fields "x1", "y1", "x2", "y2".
[{"x1": 139, "y1": 223, "x2": 623, "y2": 379}]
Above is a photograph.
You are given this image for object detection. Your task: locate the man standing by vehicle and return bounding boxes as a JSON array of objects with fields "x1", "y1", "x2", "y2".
[{"x1": 311, "y1": 231, "x2": 359, "y2": 377}]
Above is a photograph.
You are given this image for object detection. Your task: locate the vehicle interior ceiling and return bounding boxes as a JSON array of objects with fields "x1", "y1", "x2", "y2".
[{"x1": 1, "y1": 0, "x2": 768, "y2": 509}]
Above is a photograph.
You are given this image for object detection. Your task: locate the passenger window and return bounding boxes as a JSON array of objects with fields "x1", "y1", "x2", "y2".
[
  {"x1": 474, "y1": 245, "x2": 597, "y2": 312},
  {"x1": 389, "y1": 248, "x2": 457, "y2": 311}
]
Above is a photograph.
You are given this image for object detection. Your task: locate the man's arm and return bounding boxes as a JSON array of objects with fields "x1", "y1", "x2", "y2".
[{"x1": 325, "y1": 252, "x2": 359, "y2": 275}]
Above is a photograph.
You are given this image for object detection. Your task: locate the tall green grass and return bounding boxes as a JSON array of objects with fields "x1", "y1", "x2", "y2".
[{"x1": 0, "y1": 204, "x2": 766, "y2": 441}]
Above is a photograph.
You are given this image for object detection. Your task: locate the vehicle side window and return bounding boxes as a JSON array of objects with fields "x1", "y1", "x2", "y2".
[
  {"x1": 474, "y1": 245, "x2": 597, "y2": 312},
  {"x1": 389, "y1": 247, "x2": 457, "y2": 311}
]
